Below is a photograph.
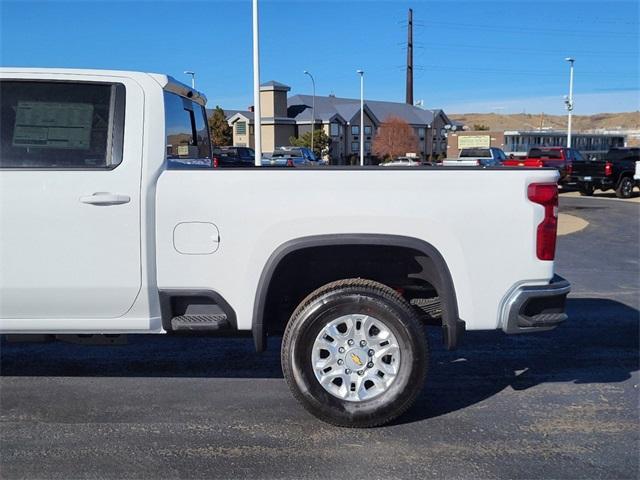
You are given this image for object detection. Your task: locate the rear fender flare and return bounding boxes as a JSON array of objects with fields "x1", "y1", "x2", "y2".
[{"x1": 251, "y1": 234, "x2": 463, "y2": 352}]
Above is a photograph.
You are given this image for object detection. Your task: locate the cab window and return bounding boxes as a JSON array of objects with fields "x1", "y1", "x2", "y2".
[
  {"x1": 164, "y1": 92, "x2": 211, "y2": 168},
  {"x1": 0, "y1": 81, "x2": 125, "y2": 168}
]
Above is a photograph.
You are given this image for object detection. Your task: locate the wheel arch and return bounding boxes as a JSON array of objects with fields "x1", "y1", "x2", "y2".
[
  {"x1": 617, "y1": 171, "x2": 635, "y2": 184},
  {"x1": 252, "y1": 234, "x2": 463, "y2": 352}
]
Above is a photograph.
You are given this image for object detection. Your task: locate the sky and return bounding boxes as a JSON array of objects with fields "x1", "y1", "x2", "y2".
[{"x1": 1, "y1": 0, "x2": 638, "y2": 115}]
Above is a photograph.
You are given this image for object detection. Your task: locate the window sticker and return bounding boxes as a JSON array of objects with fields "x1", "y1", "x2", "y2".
[
  {"x1": 12, "y1": 101, "x2": 94, "y2": 149},
  {"x1": 177, "y1": 145, "x2": 189, "y2": 156}
]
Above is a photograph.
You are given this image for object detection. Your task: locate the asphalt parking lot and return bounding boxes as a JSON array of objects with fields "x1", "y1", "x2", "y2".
[{"x1": 1, "y1": 194, "x2": 638, "y2": 480}]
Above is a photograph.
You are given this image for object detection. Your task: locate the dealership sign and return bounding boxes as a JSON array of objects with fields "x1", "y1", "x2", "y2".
[{"x1": 458, "y1": 135, "x2": 491, "y2": 148}]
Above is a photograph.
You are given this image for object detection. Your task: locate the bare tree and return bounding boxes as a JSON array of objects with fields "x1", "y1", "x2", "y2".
[{"x1": 372, "y1": 116, "x2": 419, "y2": 161}]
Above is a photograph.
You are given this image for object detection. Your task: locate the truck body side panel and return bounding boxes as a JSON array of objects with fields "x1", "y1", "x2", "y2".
[{"x1": 155, "y1": 168, "x2": 558, "y2": 331}]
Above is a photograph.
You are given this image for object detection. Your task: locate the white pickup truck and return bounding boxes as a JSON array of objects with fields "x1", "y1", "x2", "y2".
[
  {"x1": 0, "y1": 68, "x2": 570, "y2": 427},
  {"x1": 442, "y1": 147, "x2": 508, "y2": 167}
]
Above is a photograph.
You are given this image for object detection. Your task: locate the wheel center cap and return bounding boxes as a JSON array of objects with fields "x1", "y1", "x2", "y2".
[{"x1": 345, "y1": 348, "x2": 368, "y2": 370}]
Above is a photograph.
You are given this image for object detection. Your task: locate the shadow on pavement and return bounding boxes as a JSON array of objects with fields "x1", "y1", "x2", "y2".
[
  {"x1": 1, "y1": 298, "x2": 638, "y2": 421},
  {"x1": 401, "y1": 297, "x2": 639, "y2": 424}
]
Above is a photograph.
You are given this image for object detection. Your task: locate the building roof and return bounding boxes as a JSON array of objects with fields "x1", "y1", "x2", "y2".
[
  {"x1": 206, "y1": 108, "x2": 254, "y2": 121},
  {"x1": 288, "y1": 94, "x2": 434, "y2": 126},
  {"x1": 217, "y1": 86, "x2": 439, "y2": 127},
  {"x1": 260, "y1": 80, "x2": 291, "y2": 91}
]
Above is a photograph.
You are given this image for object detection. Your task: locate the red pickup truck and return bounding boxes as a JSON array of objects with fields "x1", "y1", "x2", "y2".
[{"x1": 503, "y1": 147, "x2": 583, "y2": 183}]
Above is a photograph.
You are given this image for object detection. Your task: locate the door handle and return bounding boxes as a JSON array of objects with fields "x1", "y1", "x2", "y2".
[{"x1": 80, "y1": 192, "x2": 131, "y2": 206}]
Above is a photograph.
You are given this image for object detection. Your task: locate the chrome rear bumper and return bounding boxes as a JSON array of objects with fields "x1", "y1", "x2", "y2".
[{"x1": 501, "y1": 275, "x2": 571, "y2": 334}]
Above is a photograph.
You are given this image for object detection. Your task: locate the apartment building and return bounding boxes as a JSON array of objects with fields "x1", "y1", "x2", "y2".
[{"x1": 223, "y1": 81, "x2": 452, "y2": 164}]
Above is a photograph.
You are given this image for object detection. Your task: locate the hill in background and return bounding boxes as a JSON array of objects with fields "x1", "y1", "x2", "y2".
[{"x1": 449, "y1": 111, "x2": 639, "y2": 132}]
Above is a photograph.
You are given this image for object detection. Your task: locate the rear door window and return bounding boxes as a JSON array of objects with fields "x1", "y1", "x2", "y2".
[
  {"x1": 164, "y1": 92, "x2": 211, "y2": 168},
  {"x1": 529, "y1": 149, "x2": 563, "y2": 159},
  {"x1": 238, "y1": 148, "x2": 255, "y2": 162},
  {"x1": 460, "y1": 149, "x2": 491, "y2": 158},
  {"x1": 607, "y1": 149, "x2": 640, "y2": 162},
  {"x1": 0, "y1": 81, "x2": 125, "y2": 168}
]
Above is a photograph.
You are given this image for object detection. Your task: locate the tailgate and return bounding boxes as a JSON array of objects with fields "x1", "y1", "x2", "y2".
[
  {"x1": 503, "y1": 159, "x2": 540, "y2": 167},
  {"x1": 572, "y1": 160, "x2": 605, "y2": 178}
]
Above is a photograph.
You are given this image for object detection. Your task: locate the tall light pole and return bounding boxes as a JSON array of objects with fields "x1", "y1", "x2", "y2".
[
  {"x1": 184, "y1": 70, "x2": 195, "y2": 89},
  {"x1": 356, "y1": 69, "x2": 364, "y2": 166},
  {"x1": 564, "y1": 57, "x2": 575, "y2": 148},
  {"x1": 303, "y1": 70, "x2": 316, "y2": 154},
  {"x1": 252, "y1": 0, "x2": 262, "y2": 166}
]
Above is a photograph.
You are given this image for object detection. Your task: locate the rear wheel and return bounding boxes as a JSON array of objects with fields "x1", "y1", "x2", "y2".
[
  {"x1": 281, "y1": 279, "x2": 428, "y2": 427},
  {"x1": 578, "y1": 182, "x2": 595, "y2": 196},
  {"x1": 616, "y1": 177, "x2": 634, "y2": 199}
]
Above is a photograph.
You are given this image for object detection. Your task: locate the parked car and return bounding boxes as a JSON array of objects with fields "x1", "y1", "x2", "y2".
[
  {"x1": 503, "y1": 147, "x2": 580, "y2": 183},
  {"x1": 0, "y1": 67, "x2": 570, "y2": 428},
  {"x1": 212, "y1": 146, "x2": 256, "y2": 168},
  {"x1": 263, "y1": 146, "x2": 320, "y2": 167},
  {"x1": 570, "y1": 147, "x2": 640, "y2": 198},
  {"x1": 442, "y1": 147, "x2": 507, "y2": 167},
  {"x1": 381, "y1": 157, "x2": 425, "y2": 167}
]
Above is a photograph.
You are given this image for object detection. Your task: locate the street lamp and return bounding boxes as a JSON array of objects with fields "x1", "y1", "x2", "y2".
[
  {"x1": 184, "y1": 71, "x2": 195, "y2": 89},
  {"x1": 564, "y1": 57, "x2": 575, "y2": 148},
  {"x1": 303, "y1": 70, "x2": 316, "y2": 154},
  {"x1": 252, "y1": 0, "x2": 262, "y2": 166},
  {"x1": 356, "y1": 69, "x2": 364, "y2": 166}
]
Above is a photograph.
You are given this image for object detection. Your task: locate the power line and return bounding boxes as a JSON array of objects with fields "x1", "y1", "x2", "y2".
[
  {"x1": 385, "y1": 63, "x2": 635, "y2": 79},
  {"x1": 419, "y1": 20, "x2": 637, "y2": 37},
  {"x1": 422, "y1": 42, "x2": 638, "y2": 58}
]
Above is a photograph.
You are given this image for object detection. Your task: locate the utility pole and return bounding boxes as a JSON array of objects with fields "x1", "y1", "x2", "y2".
[
  {"x1": 564, "y1": 57, "x2": 575, "y2": 148},
  {"x1": 252, "y1": 0, "x2": 262, "y2": 165},
  {"x1": 405, "y1": 8, "x2": 413, "y2": 105}
]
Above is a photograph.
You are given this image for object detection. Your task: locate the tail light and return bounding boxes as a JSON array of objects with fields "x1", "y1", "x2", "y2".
[
  {"x1": 536, "y1": 160, "x2": 544, "y2": 168},
  {"x1": 566, "y1": 162, "x2": 573, "y2": 176},
  {"x1": 605, "y1": 162, "x2": 613, "y2": 176},
  {"x1": 212, "y1": 156, "x2": 220, "y2": 168},
  {"x1": 286, "y1": 159, "x2": 294, "y2": 167},
  {"x1": 528, "y1": 183, "x2": 558, "y2": 261}
]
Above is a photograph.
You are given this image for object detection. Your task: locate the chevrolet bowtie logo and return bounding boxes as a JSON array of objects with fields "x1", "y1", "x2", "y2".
[{"x1": 350, "y1": 353, "x2": 363, "y2": 367}]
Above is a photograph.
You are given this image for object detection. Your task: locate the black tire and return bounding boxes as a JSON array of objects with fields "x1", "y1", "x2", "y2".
[
  {"x1": 578, "y1": 182, "x2": 595, "y2": 196},
  {"x1": 616, "y1": 176, "x2": 634, "y2": 199},
  {"x1": 281, "y1": 278, "x2": 428, "y2": 428}
]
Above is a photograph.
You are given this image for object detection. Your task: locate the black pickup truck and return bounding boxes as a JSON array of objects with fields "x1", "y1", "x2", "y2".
[{"x1": 570, "y1": 148, "x2": 640, "y2": 198}]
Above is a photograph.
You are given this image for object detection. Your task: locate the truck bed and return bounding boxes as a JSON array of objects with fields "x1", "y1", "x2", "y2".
[{"x1": 155, "y1": 167, "x2": 559, "y2": 333}]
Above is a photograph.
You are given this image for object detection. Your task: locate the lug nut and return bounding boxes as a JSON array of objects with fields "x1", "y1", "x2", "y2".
[
  {"x1": 360, "y1": 340, "x2": 367, "y2": 347},
  {"x1": 357, "y1": 370, "x2": 364, "y2": 376},
  {"x1": 345, "y1": 369, "x2": 352, "y2": 374},
  {"x1": 338, "y1": 347, "x2": 345, "y2": 353},
  {"x1": 367, "y1": 362, "x2": 374, "y2": 368},
  {"x1": 337, "y1": 359, "x2": 344, "y2": 365},
  {"x1": 368, "y1": 349, "x2": 374, "y2": 356},
  {"x1": 347, "y1": 339, "x2": 354, "y2": 346}
]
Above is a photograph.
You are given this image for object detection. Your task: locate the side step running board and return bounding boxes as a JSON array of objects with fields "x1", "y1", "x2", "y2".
[
  {"x1": 171, "y1": 314, "x2": 230, "y2": 332},
  {"x1": 518, "y1": 312, "x2": 567, "y2": 328}
]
